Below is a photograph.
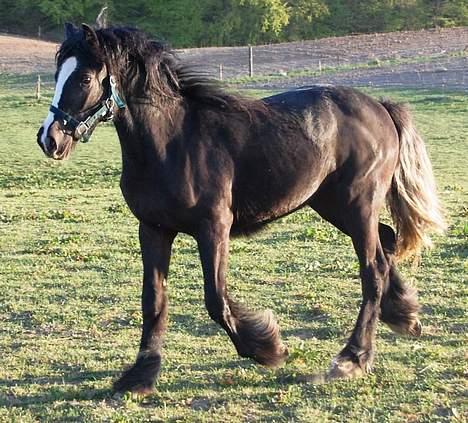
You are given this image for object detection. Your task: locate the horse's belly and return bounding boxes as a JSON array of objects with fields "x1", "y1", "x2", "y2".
[{"x1": 232, "y1": 170, "x2": 323, "y2": 229}]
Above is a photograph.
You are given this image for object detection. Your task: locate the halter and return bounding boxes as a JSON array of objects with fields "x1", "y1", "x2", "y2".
[{"x1": 49, "y1": 75, "x2": 126, "y2": 143}]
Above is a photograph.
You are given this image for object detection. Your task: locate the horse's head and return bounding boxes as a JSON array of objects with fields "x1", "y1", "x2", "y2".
[{"x1": 37, "y1": 23, "x2": 125, "y2": 160}]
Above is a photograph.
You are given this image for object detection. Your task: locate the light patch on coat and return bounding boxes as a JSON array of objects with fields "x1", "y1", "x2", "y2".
[{"x1": 40, "y1": 57, "x2": 78, "y2": 147}]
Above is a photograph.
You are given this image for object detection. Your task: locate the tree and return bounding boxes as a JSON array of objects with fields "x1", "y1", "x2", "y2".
[
  {"x1": 0, "y1": 0, "x2": 466, "y2": 46},
  {"x1": 36, "y1": 0, "x2": 103, "y2": 25},
  {"x1": 200, "y1": 0, "x2": 290, "y2": 45},
  {"x1": 424, "y1": 0, "x2": 468, "y2": 27},
  {"x1": 284, "y1": 0, "x2": 330, "y2": 40},
  {"x1": 112, "y1": 0, "x2": 207, "y2": 46}
]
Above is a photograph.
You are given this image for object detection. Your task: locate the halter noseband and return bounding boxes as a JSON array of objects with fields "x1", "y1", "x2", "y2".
[{"x1": 49, "y1": 75, "x2": 126, "y2": 143}]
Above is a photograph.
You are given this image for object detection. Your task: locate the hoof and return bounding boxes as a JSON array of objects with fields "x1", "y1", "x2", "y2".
[
  {"x1": 113, "y1": 381, "x2": 154, "y2": 396},
  {"x1": 113, "y1": 369, "x2": 155, "y2": 395},
  {"x1": 387, "y1": 318, "x2": 422, "y2": 337},
  {"x1": 113, "y1": 353, "x2": 161, "y2": 394},
  {"x1": 262, "y1": 343, "x2": 289, "y2": 368},
  {"x1": 231, "y1": 305, "x2": 288, "y2": 367},
  {"x1": 239, "y1": 339, "x2": 288, "y2": 368},
  {"x1": 326, "y1": 355, "x2": 371, "y2": 380}
]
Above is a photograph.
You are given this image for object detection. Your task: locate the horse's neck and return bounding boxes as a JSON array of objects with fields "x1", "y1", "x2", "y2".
[{"x1": 114, "y1": 100, "x2": 184, "y2": 168}]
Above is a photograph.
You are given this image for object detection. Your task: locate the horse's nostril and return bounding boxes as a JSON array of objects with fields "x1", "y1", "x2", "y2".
[{"x1": 46, "y1": 136, "x2": 57, "y2": 155}]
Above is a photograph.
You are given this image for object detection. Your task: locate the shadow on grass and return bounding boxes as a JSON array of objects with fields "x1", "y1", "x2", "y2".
[
  {"x1": 171, "y1": 301, "x2": 345, "y2": 341},
  {"x1": 0, "y1": 369, "x2": 116, "y2": 407},
  {"x1": 379, "y1": 327, "x2": 465, "y2": 353},
  {"x1": 438, "y1": 241, "x2": 468, "y2": 260},
  {"x1": 421, "y1": 303, "x2": 465, "y2": 318},
  {"x1": 282, "y1": 325, "x2": 343, "y2": 340},
  {"x1": 157, "y1": 360, "x2": 309, "y2": 393},
  {"x1": 170, "y1": 312, "x2": 220, "y2": 337},
  {"x1": 0, "y1": 357, "x2": 330, "y2": 420}
]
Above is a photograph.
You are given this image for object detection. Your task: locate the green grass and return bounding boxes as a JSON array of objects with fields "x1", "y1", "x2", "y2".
[{"x1": 0, "y1": 80, "x2": 466, "y2": 422}]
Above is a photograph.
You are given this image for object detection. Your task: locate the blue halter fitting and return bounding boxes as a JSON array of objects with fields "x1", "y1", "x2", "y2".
[{"x1": 49, "y1": 75, "x2": 126, "y2": 143}]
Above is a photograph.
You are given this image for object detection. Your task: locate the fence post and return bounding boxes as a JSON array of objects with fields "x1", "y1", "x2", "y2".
[
  {"x1": 219, "y1": 64, "x2": 223, "y2": 81},
  {"x1": 36, "y1": 75, "x2": 41, "y2": 101},
  {"x1": 249, "y1": 45, "x2": 254, "y2": 77}
]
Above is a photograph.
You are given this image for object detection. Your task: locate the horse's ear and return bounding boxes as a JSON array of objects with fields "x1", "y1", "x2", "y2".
[
  {"x1": 96, "y1": 6, "x2": 108, "y2": 29},
  {"x1": 64, "y1": 22, "x2": 78, "y2": 39},
  {"x1": 82, "y1": 23, "x2": 100, "y2": 48}
]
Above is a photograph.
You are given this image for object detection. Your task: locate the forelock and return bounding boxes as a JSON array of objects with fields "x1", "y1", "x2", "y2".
[{"x1": 56, "y1": 31, "x2": 104, "y2": 69}]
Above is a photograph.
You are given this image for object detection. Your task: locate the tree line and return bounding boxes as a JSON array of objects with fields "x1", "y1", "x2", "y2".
[{"x1": 1, "y1": 0, "x2": 467, "y2": 47}]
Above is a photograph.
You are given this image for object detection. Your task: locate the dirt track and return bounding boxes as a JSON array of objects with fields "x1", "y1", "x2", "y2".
[{"x1": 1, "y1": 27, "x2": 467, "y2": 90}]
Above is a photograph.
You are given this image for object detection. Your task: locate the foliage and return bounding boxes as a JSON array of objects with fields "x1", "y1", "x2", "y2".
[
  {"x1": 0, "y1": 0, "x2": 466, "y2": 47},
  {"x1": 111, "y1": 0, "x2": 207, "y2": 46}
]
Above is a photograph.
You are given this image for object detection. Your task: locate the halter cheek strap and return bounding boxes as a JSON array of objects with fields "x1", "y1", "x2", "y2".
[
  {"x1": 49, "y1": 75, "x2": 126, "y2": 143},
  {"x1": 109, "y1": 75, "x2": 126, "y2": 109}
]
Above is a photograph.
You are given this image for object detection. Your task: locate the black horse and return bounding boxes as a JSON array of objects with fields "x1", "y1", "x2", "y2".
[{"x1": 37, "y1": 24, "x2": 445, "y2": 394}]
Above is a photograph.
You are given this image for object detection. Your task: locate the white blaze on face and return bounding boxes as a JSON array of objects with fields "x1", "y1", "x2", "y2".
[{"x1": 40, "y1": 57, "x2": 78, "y2": 147}]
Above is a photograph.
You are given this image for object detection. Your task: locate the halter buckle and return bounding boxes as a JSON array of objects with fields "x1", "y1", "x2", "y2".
[
  {"x1": 104, "y1": 97, "x2": 115, "y2": 121},
  {"x1": 75, "y1": 121, "x2": 90, "y2": 140}
]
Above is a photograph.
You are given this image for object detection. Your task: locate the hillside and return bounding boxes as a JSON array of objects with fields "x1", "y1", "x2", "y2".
[{"x1": 1, "y1": 27, "x2": 467, "y2": 90}]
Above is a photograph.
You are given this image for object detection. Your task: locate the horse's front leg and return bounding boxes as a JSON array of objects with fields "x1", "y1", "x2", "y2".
[
  {"x1": 197, "y1": 213, "x2": 287, "y2": 367},
  {"x1": 114, "y1": 222, "x2": 176, "y2": 394}
]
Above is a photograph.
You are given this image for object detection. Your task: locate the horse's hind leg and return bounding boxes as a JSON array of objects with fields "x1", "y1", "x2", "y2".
[
  {"x1": 326, "y1": 196, "x2": 390, "y2": 379},
  {"x1": 379, "y1": 224, "x2": 422, "y2": 337},
  {"x1": 196, "y1": 210, "x2": 287, "y2": 367},
  {"x1": 311, "y1": 195, "x2": 421, "y2": 341},
  {"x1": 311, "y1": 179, "x2": 394, "y2": 378}
]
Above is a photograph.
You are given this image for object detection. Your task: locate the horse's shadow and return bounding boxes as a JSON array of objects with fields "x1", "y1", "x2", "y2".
[
  {"x1": 438, "y1": 241, "x2": 467, "y2": 260},
  {"x1": 0, "y1": 360, "x2": 300, "y2": 412},
  {"x1": 0, "y1": 369, "x2": 115, "y2": 408},
  {"x1": 2, "y1": 305, "x2": 340, "y2": 409}
]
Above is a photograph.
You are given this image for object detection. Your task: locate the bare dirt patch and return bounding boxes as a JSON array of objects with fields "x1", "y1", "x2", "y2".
[
  {"x1": 1, "y1": 27, "x2": 467, "y2": 90},
  {"x1": 0, "y1": 35, "x2": 57, "y2": 75}
]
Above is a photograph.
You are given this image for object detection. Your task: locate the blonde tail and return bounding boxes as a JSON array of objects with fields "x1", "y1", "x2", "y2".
[{"x1": 381, "y1": 100, "x2": 446, "y2": 259}]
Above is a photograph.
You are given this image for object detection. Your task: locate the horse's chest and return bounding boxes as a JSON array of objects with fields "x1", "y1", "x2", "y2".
[
  {"x1": 119, "y1": 177, "x2": 166, "y2": 222},
  {"x1": 119, "y1": 174, "x2": 198, "y2": 230}
]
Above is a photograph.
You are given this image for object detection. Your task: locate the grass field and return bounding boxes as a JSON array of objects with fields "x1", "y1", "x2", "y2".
[{"x1": 0, "y1": 78, "x2": 466, "y2": 422}]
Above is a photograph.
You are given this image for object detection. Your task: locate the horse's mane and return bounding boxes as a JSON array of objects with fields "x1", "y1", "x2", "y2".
[{"x1": 57, "y1": 26, "x2": 266, "y2": 114}]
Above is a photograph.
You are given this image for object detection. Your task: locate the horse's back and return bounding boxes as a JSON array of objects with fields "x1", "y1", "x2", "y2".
[
  {"x1": 265, "y1": 85, "x2": 397, "y2": 139},
  {"x1": 264, "y1": 85, "x2": 399, "y2": 177}
]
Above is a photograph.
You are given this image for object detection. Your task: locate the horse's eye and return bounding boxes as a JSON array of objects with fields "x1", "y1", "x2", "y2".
[{"x1": 81, "y1": 76, "x2": 92, "y2": 86}]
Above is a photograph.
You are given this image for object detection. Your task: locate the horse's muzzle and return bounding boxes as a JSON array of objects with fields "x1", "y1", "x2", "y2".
[
  {"x1": 36, "y1": 126, "x2": 57, "y2": 158},
  {"x1": 37, "y1": 123, "x2": 73, "y2": 160}
]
